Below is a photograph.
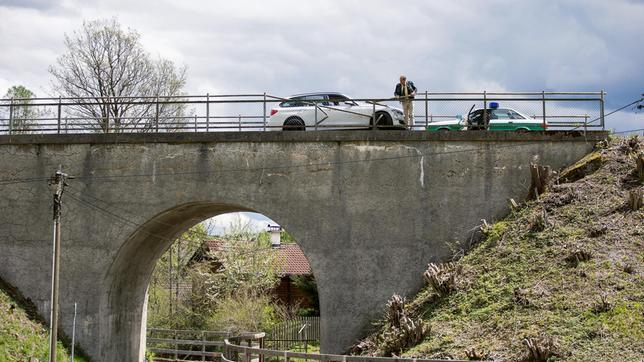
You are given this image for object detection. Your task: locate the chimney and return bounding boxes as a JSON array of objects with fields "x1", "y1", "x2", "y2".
[{"x1": 268, "y1": 224, "x2": 281, "y2": 248}]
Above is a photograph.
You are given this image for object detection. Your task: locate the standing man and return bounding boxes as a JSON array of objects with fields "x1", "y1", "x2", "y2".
[{"x1": 394, "y1": 75, "x2": 417, "y2": 127}]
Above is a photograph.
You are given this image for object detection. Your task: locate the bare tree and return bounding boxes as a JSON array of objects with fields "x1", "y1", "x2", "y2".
[{"x1": 49, "y1": 19, "x2": 188, "y2": 133}]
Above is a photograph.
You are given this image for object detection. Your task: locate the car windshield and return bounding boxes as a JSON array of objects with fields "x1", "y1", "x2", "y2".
[
  {"x1": 279, "y1": 96, "x2": 307, "y2": 107},
  {"x1": 304, "y1": 94, "x2": 328, "y2": 106},
  {"x1": 508, "y1": 110, "x2": 526, "y2": 119},
  {"x1": 328, "y1": 94, "x2": 349, "y2": 105},
  {"x1": 491, "y1": 109, "x2": 512, "y2": 119},
  {"x1": 491, "y1": 108, "x2": 527, "y2": 120}
]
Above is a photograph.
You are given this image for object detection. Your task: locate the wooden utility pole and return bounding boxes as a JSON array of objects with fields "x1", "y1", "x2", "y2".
[{"x1": 48, "y1": 167, "x2": 71, "y2": 362}]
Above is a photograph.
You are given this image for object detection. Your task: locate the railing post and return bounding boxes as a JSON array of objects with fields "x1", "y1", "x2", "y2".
[
  {"x1": 195, "y1": 115, "x2": 198, "y2": 132},
  {"x1": 314, "y1": 102, "x2": 318, "y2": 131},
  {"x1": 8, "y1": 97, "x2": 14, "y2": 135},
  {"x1": 600, "y1": 89, "x2": 605, "y2": 130},
  {"x1": 371, "y1": 101, "x2": 376, "y2": 130},
  {"x1": 155, "y1": 95, "x2": 160, "y2": 133},
  {"x1": 483, "y1": 91, "x2": 488, "y2": 130},
  {"x1": 239, "y1": 114, "x2": 242, "y2": 132},
  {"x1": 424, "y1": 91, "x2": 429, "y2": 130},
  {"x1": 105, "y1": 95, "x2": 110, "y2": 133},
  {"x1": 201, "y1": 331, "x2": 206, "y2": 362},
  {"x1": 541, "y1": 90, "x2": 546, "y2": 130},
  {"x1": 206, "y1": 93, "x2": 210, "y2": 132},
  {"x1": 57, "y1": 97, "x2": 62, "y2": 134},
  {"x1": 263, "y1": 92, "x2": 267, "y2": 132},
  {"x1": 245, "y1": 346, "x2": 251, "y2": 362},
  {"x1": 173, "y1": 330, "x2": 178, "y2": 361}
]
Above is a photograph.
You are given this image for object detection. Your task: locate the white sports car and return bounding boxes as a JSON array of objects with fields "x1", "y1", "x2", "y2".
[{"x1": 268, "y1": 92, "x2": 406, "y2": 131}]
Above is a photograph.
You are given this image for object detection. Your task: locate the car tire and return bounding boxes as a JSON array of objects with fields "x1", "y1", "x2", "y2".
[
  {"x1": 370, "y1": 111, "x2": 393, "y2": 129},
  {"x1": 438, "y1": 128, "x2": 451, "y2": 132},
  {"x1": 283, "y1": 116, "x2": 305, "y2": 131},
  {"x1": 516, "y1": 128, "x2": 529, "y2": 133}
]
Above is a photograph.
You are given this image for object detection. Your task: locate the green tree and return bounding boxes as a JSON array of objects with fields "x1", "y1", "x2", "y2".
[
  {"x1": 147, "y1": 217, "x2": 283, "y2": 333},
  {"x1": 188, "y1": 231, "x2": 280, "y2": 333},
  {"x1": 2, "y1": 85, "x2": 38, "y2": 133},
  {"x1": 49, "y1": 18, "x2": 188, "y2": 133},
  {"x1": 147, "y1": 224, "x2": 207, "y2": 328}
]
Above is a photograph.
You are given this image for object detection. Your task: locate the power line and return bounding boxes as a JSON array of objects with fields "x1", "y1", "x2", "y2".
[
  {"x1": 569, "y1": 96, "x2": 643, "y2": 131},
  {"x1": 612, "y1": 128, "x2": 644, "y2": 135}
]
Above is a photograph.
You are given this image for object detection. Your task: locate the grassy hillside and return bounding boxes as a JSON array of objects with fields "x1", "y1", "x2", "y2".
[
  {"x1": 356, "y1": 137, "x2": 643, "y2": 361},
  {"x1": 0, "y1": 282, "x2": 86, "y2": 361}
]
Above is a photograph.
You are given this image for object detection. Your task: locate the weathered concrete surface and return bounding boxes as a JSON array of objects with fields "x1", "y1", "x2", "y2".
[{"x1": 0, "y1": 131, "x2": 605, "y2": 361}]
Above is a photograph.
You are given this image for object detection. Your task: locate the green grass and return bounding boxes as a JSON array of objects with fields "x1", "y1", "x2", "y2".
[{"x1": 0, "y1": 287, "x2": 86, "y2": 361}]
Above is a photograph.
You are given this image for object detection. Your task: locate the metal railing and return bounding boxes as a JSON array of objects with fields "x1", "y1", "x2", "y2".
[{"x1": 0, "y1": 91, "x2": 605, "y2": 135}]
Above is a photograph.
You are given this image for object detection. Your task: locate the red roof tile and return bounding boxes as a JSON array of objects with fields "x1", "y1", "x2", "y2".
[{"x1": 273, "y1": 244, "x2": 311, "y2": 276}]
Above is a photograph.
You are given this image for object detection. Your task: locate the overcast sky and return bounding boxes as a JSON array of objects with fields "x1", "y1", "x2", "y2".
[{"x1": 0, "y1": 0, "x2": 642, "y2": 131}]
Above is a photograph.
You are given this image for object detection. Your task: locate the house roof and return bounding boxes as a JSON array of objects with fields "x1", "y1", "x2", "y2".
[
  {"x1": 200, "y1": 240, "x2": 311, "y2": 276},
  {"x1": 273, "y1": 244, "x2": 311, "y2": 276}
]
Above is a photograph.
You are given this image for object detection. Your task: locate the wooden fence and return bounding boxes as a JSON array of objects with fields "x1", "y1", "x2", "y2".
[
  {"x1": 223, "y1": 336, "x2": 476, "y2": 362},
  {"x1": 146, "y1": 330, "x2": 476, "y2": 362},
  {"x1": 266, "y1": 316, "x2": 320, "y2": 350},
  {"x1": 146, "y1": 328, "x2": 233, "y2": 361}
]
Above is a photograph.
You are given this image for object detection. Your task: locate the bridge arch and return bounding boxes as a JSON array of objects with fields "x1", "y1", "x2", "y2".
[{"x1": 100, "y1": 202, "x2": 316, "y2": 361}]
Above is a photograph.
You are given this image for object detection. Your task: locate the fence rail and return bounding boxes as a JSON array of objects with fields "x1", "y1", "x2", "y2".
[
  {"x1": 146, "y1": 330, "x2": 479, "y2": 362},
  {"x1": 223, "y1": 336, "x2": 476, "y2": 362},
  {"x1": 267, "y1": 316, "x2": 320, "y2": 350},
  {"x1": 146, "y1": 328, "x2": 235, "y2": 362},
  {"x1": 0, "y1": 91, "x2": 605, "y2": 135}
]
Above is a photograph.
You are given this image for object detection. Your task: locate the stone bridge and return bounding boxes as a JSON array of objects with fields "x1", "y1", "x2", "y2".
[{"x1": 0, "y1": 131, "x2": 604, "y2": 361}]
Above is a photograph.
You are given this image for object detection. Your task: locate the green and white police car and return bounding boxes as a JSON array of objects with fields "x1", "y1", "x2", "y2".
[{"x1": 427, "y1": 102, "x2": 547, "y2": 132}]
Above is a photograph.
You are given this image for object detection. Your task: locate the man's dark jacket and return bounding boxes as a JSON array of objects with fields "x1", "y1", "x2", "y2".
[{"x1": 394, "y1": 81, "x2": 417, "y2": 99}]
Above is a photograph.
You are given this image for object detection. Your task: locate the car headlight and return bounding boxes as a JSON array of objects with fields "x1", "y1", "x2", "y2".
[{"x1": 393, "y1": 109, "x2": 403, "y2": 115}]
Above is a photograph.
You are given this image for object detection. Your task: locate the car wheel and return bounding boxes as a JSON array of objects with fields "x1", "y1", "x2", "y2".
[
  {"x1": 370, "y1": 111, "x2": 393, "y2": 129},
  {"x1": 516, "y1": 128, "x2": 529, "y2": 133},
  {"x1": 438, "y1": 128, "x2": 450, "y2": 132},
  {"x1": 283, "y1": 116, "x2": 305, "y2": 131}
]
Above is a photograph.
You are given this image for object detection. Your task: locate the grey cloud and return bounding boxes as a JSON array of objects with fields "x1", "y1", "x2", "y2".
[
  {"x1": 0, "y1": 0, "x2": 642, "y2": 130},
  {"x1": 0, "y1": 0, "x2": 55, "y2": 10}
]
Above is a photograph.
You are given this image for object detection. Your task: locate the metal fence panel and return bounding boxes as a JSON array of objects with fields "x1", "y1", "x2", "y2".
[{"x1": 0, "y1": 91, "x2": 605, "y2": 135}]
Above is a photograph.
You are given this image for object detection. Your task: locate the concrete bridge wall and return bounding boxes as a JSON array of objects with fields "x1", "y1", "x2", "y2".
[{"x1": 0, "y1": 131, "x2": 604, "y2": 361}]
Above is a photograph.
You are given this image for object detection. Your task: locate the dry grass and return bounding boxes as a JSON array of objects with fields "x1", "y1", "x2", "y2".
[{"x1": 355, "y1": 137, "x2": 644, "y2": 361}]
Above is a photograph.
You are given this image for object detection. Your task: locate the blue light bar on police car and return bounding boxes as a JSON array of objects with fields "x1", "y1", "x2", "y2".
[{"x1": 489, "y1": 102, "x2": 499, "y2": 109}]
